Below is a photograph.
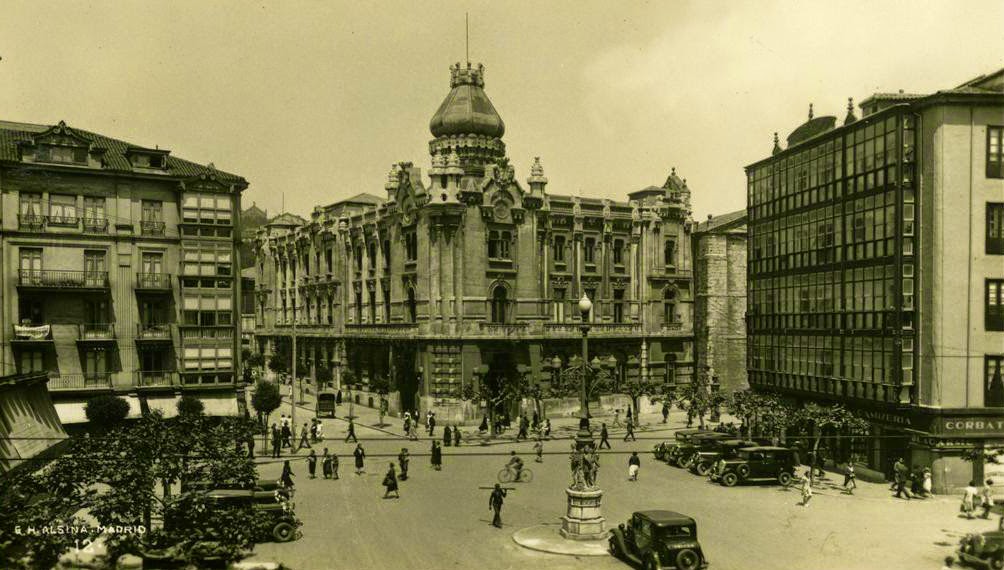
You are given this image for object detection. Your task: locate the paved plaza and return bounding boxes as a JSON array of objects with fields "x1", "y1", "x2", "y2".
[{"x1": 246, "y1": 395, "x2": 995, "y2": 570}]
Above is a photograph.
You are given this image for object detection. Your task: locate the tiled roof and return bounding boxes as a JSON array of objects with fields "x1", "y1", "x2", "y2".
[
  {"x1": 266, "y1": 212, "x2": 307, "y2": 227},
  {"x1": 695, "y1": 209, "x2": 747, "y2": 234},
  {"x1": 0, "y1": 119, "x2": 245, "y2": 185}
]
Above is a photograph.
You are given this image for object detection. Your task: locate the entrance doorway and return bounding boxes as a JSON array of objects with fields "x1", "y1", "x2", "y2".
[
  {"x1": 394, "y1": 345, "x2": 418, "y2": 413},
  {"x1": 484, "y1": 351, "x2": 519, "y2": 422}
]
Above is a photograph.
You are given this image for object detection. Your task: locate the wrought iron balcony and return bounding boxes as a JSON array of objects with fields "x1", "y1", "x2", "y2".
[
  {"x1": 17, "y1": 214, "x2": 46, "y2": 231},
  {"x1": 11, "y1": 324, "x2": 52, "y2": 341},
  {"x1": 78, "y1": 323, "x2": 115, "y2": 341},
  {"x1": 543, "y1": 322, "x2": 642, "y2": 336},
  {"x1": 136, "y1": 272, "x2": 172, "y2": 290},
  {"x1": 47, "y1": 373, "x2": 113, "y2": 391},
  {"x1": 179, "y1": 325, "x2": 234, "y2": 340},
  {"x1": 135, "y1": 370, "x2": 178, "y2": 387},
  {"x1": 18, "y1": 270, "x2": 109, "y2": 290},
  {"x1": 137, "y1": 323, "x2": 172, "y2": 340},
  {"x1": 478, "y1": 322, "x2": 529, "y2": 337},
  {"x1": 141, "y1": 220, "x2": 166, "y2": 236},
  {"x1": 82, "y1": 218, "x2": 109, "y2": 233}
]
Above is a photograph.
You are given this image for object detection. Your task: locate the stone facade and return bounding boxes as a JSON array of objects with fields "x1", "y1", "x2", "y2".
[
  {"x1": 252, "y1": 62, "x2": 697, "y2": 423},
  {"x1": 692, "y1": 210, "x2": 748, "y2": 394},
  {"x1": 0, "y1": 119, "x2": 248, "y2": 423}
]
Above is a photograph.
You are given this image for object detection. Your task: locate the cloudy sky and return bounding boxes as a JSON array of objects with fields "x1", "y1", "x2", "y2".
[{"x1": 1, "y1": 1, "x2": 1001, "y2": 219}]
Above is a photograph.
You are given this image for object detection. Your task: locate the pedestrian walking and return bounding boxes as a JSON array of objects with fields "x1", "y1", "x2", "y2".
[
  {"x1": 398, "y1": 448, "x2": 410, "y2": 481},
  {"x1": 409, "y1": 421, "x2": 419, "y2": 441},
  {"x1": 443, "y1": 424, "x2": 452, "y2": 447},
  {"x1": 404, "y1": 415, "x2": 411, "y2": 436},
  {"x1": 981, "y1": 479, "x2": 996, "y2": 519},
  {"x1": 322, "y1": 448, "x2": 332, "y2": 479},
  {"x1": 345, "y1": 418, "x2": 358, "y2": 443},
  {"x1": 280, "y1": 460, "x2": 295, "y2": 489},
  {"x1": 534, "y1": 438, "x2": 544, "y2": 463},
  {"x1": 478, "y1": 415, "x2": 489, "y2": 434},
  {"x1": 893, "y1": 457, "x2": 911, "y2": 500},
  {"x1": 307, "y1": 449, "x2": 317, "y2": 478},
  {"x1": 310, "y1": 419, "x2": 319, "y2": 442},
  {"x1": 431, "y1": 441, "x2": 443, "y2": 471},
  {"x1": 843, "y1": 463, "x2": 857, "y2": 494},
  {"x1": 297, "y1": 422, "x2": 312, "y2": 451},
  {"x1": 383, "y1": 463, "x2": 400, "y2": 499},
  {"x1": 532, "y1": 410, "x2": 540, "y2": 431},
  {"x1": 314, "y1": 420, "x2": 323, "y2": 441},
  {"x1": 271, "y1": 424, "x2": 281, "y2": 458},
  {"x1": 453, "y1": 426, "x2": 462, "y2": 447},
  {"x1": 686, "y1": 409, "x2": 695, "y2": 428},
  {"x1": 599, "y1": 423, "x2": 611, "y2": 449},
  {"x1": 281, "y1": 420, "x2": 292, "y2": 449},
  {"x1": 962, "y1": 481, "x2": 978, "y2": 519},
  {"x1": 613, "y1": 409, "x2": 622, "y2": 428},
  {"x1": 623, "y1": 418, "x2": 636, "y2": 442},
  {"x1": 801, "y1": 471, "x2": 813, "y2": 506},
  {"x1": 543, "y1": 419, "x2": 551, "y2": 439},
  {"x1": 922, "y1": 468, "x2": 933, "y2": 497},
  {"x1": 353, "y1": 443, "x2": 366, "y2": 475},
  {"x1": 428, "y1": 413, "x2": 437, "y2": 437},
  {"x1": 489, "y1": 483, "x2": 507, "y2": 528},
  {"x1": 626, "y1": 406, "x2": 633, "y2": 426},
  {"x1": 331, "y1": 451, "x2": 340, "y2": 480},
  {"x1": 516, "y1": 414, "x2": 529, "y2": 441},
  {"x1": 661, "y1": 402, "x2": 670, "y2": 424},
  {"x1": 628, "y1": 452, "x2": 641, "y2": 481}
]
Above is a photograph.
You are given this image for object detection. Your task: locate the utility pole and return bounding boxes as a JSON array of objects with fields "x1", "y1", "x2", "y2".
[{"x1": 291, "y1": 302, "x2": 297, "y2": 434}]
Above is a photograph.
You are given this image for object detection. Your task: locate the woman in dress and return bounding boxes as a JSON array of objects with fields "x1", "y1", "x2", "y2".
[
  {"x1": 431, "y1": 441, "x2": 442, "y2": 471},
  {"x1": 962, "y1": 480, "x2": 978, "y2": 519},
  {"x1": 280, "y1": 460, "x2": 295, "y2": 489},
  {"x1": 354, "y1": 443, "x2": 366, "y2": 475},
  {"x1": 383, "y1": 463, "x2": 400, "y2": 498}
]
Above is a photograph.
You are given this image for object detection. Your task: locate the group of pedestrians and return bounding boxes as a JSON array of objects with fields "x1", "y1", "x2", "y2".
[
  {"x1": 270, "y1": 415, "x2": 329, "y2": 458},
  {"x1": 304, "y1": 448, "x2": 341, "y2": 480},
  {"x1": 961, "y1": 479, "x2": 996, "y2": 519}
]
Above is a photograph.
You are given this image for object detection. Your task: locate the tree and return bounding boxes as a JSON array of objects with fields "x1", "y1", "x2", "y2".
[
  {"x1": 674, "y1": 378, "x2": 713, "y2": 429},
  {"x1": 620, "y1": 379, "x2": 655, "y2": 421},
  {"x1": 726, "y1": 390, "x2": 771, "y2": 438},
  {"x1": 460, "y1": 378, "x2": 507, "y2": 438},
  {"x1": 267, "y1": 352, "x2": 286, "y2": 375},
  {"x1": 795, "y1": 402, "x2": 870, "y2": 484},
  {"x1": 177, "y1": 395, "x2": 205, "y2": 418},
  {"x1": 370, "y1": 375, "x2": 391, "y2": 427},
  {"x1": 85, "y1": 394, "x2": 130, "y2": 430},
  {"x1": 315, "y1": 364, "x2": 333, "y2": 389},
  {"x1": 251, "y1": 380, "x2": 282, "y2": 435},
  {"x1": 245, "y1": 352, "x2": 265, "y2": 370},
  {"x1": 552, "y1": 358, "x2": 615, "y2": 421}
]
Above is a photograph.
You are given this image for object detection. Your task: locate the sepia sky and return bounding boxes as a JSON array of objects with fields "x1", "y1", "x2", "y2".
[{"x1": 1, "y1": 1, "x2": 1002, "y2": 220}]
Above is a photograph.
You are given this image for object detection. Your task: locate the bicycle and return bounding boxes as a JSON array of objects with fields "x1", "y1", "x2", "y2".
[{"x1": 498, "y1": 465, "x2": 534, "y2": 483}]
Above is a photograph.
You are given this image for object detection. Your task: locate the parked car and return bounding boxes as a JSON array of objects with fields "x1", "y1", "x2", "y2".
[
  {"x1": 609, "y1": 510, "x2": 709, "y2": 570},
  {"x1": 316, "y1": 390, "x2": 337, "y2": 418},
  {"x1": 653, "y1": 429, "x2": 713, "y2": 463},
  {"x1": 709, "y1": 446, "x2": 799, "y2": 487},
  {"x1": 181, "y1": 478, "x2": 286, "y2": 496},
  {"x1": 670, "y1": 433, "x2": 734, "y2": 469},
  {"x1": 202, "y1": 488, "x2": 300, "y2": 542},
  {"x1": 956, "y1": 530, "x2": 1004, "y2": 569},
  {"x1": 688, "y1": 439, "x2": 767, "y2": 476}
]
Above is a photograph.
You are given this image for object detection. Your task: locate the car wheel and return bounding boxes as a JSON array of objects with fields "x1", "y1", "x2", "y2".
[
  {"x1": 695, "y1": 462, "x2": 710, "y2": 476},
  {"x1": 722, "y1": 472, "x2": 739, "y2": 487},
  {"x1": 676, "y1": 548, "x2": 700, "y2": 570},
  {"x1": 778, "y1": 471, "x2": 793, "y2": 486},
  {"x1": 272, "y1": 521, "x2": 295, "y2": 542},
  {"x1": 609, "y1": 538, "x2": 620, "y2": 559},
  {"x1": 992, "y1": 554, "x2": 1004, "y2": 570},
  {"x1": 737, "y1": 464, "x2": 750, "y2": 479}
]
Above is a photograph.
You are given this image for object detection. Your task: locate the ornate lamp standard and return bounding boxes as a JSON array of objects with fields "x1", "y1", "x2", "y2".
[{"x1": 558, "y1": 292, "x2": 608, "y2": 541}]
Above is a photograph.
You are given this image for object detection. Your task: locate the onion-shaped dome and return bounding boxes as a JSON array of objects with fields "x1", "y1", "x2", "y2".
[{"x1": 429, "y1": 62, "x2": 505, "y2": 138}]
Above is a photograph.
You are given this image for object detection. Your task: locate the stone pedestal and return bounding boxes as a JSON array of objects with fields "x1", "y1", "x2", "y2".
[{"x1": 559, "y1": 487, "x2": 607, "y2": 540}]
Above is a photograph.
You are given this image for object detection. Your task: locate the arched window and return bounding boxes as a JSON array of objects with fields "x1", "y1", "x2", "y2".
[
  {"x1": 664, "y1": 240, "x2": 676, "y2": 267},
  {"x1": 663, "y1": 288, "x2": 676, "y2": 324},
  {"x1": 490, "y1": 285, "x2": 508, "y2": 324},
  {"x1": 406, "y1": 287, "x2": 417, "y2": 323}
]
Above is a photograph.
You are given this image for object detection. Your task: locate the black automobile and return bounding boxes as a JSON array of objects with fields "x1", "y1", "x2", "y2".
[
  {"x1": 609, "y1": 510, "x2": 709, "y2": 570},
  {"x1": 688, "y1": 439, "x2": 766, "y2": 476},
  {"x1": 956, "y1": 530, "x2": 1004, "y2": 569},
  {"x1": 709, "y1": 446, "x2": 799, "y2": 487},
  {"x1": 202, "y1": 488, "x2": 300, "y2": 542},
  {"x1": 671, "y1": 433, "x2": 734, "y2": 469},
  {"x1": 653, "y1": 429, "x2": 713, "y2": 464}
]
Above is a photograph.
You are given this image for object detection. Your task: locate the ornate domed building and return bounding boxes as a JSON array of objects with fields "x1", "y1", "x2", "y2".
[{"x1": 253, "y1": 62, "x2": 697, "y2": 422}]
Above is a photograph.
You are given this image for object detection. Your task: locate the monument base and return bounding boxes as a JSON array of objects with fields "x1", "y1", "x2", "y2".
[{"x1": 559, "y1": 486, "x2": 607, "y2": 540}]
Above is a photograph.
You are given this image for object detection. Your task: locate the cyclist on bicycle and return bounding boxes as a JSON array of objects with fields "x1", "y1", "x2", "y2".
[{"x1": 507, "y1": 450, "x2": 524, "y2": 481}]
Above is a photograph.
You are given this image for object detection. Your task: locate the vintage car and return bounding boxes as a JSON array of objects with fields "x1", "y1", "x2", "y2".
[
  {"x1": 181, "y1": 478, "x2": 286, "y2": 496},
  {"x1": 688, "y1": 439, "x2": 766, "y2": 476},
  {"x1": 670, "y1": 433, "x2": 735, "y2": 469},
  {"x1": 609, "y1": 510, "x2": 709, "y2": 570},
  {"x1": 709, "y1": 446, "x2": 799, "y2": 487},
  {"x1": 957, "y1": 530, "x2": 1004, "y2": 569},
  {"x1": 202, "y1": 488, "x2": 300, "y2": 542},
  {"x1": 316, "y1": 390, "x2": 337, "y2": 418},
  {"x1": 653, "y1": 429, "x2": 713, "y2": 463}
]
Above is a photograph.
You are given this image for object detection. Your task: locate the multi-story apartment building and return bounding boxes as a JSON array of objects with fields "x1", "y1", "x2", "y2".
[
  {"x1": 0, "y1": 119, "x2": 248, "y2": 423},
  {"x1": 693, "y1": 210, "x2": 748, "y2": 393},
  {"x1": 746, "y1": 68, "x2": 1004, "y2": 491},
  {"x1": 252, "y1": 62, "x2": 697, "y2": 422}
]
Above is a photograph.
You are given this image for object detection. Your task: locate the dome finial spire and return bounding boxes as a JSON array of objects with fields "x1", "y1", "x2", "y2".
[
  {"x1": 772, "y1": 132, "x2": 782, "y2": 156},
  {"x1": 808, "y1": 103, "x2": 814, "y2": 119},
  {"x1": 844, "y1": 97, "x2": 857, "y2": 126}
]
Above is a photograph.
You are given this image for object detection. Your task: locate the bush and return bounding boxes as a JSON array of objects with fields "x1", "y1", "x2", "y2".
[
  {"x1": 85, "y1": 394, "x2": 129, "y2": 429},
  {"x1": 177, "y1": 395, "x2": 205, "y2": 417},
  {"x1": 251, "y1": 380, "x2": 282, "y2": 421}
]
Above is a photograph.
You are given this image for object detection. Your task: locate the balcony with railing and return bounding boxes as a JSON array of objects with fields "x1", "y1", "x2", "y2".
[
  {"x1": 543, "y1": 322, "x2": 642, "y2": 337},
  {"x1": 179, "y1": 325, "x2": 234, "y2": 340},
  {"x1": 345, "y1": 323, "x2": 419, "y2": 338},
  {"x1": 136, "y1": 272, "x2": 172, "y2": 290},
  {"x1": 477, "y1": 322, "x2": 530, "y2": 337},
  {"x1": 82, "y1": 218, "x2": 109, "y2": 233},
  {"x1": 141, "y1": 220, "x2": 166, "y2": 236},
  {"x1": 18, "y1": 270, "x2": 109, "y2": 290},
  {"x1": 135, "y1": 370, "x2": 178, "y2": 388},
  {"x1": 47, "y1": 373, "x2": 113, "y2": 391},
  {"x1": 78, "y1": 323, "x2": 115, "y2": 341},
  {"x1": 11, "y1": 324, "x2": 52, "y2": 342},
  {"x1": 137, "y1": 323, "x2": 172, "y2": 341},
  {"x1": 18, "y1": 214, "x2": 46, "y2": 231}
]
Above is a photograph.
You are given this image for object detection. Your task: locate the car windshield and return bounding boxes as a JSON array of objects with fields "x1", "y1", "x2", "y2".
[{"x1": 737, "y1": 450, "x2": 753, "y2": 460}]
